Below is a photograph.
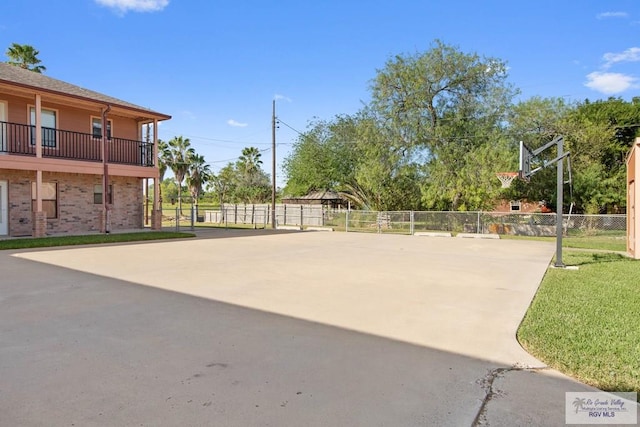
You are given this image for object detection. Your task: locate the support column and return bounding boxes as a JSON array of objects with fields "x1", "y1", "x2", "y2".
[
  {"x1": 33, "y1": 95, "x2": 45, "y2": 237},
  {"x1": 151, "y1": 119, "x2": 162, "y2": 230},
  {"x1": 101, "y1": 106, "x2": 111, "y2": 233},
  {"x1": 32, "y1": 211, "x2": 47, "y2": 238}
]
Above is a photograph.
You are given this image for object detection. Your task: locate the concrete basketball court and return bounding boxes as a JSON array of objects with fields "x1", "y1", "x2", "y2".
[{"x1": 1, "y1": 230, "x2": 602, "y2": 426}]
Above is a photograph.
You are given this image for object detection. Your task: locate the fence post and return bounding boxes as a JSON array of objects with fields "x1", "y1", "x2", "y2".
[
  {"x1": 266, "y1": 205, "x2": 270, "y2": 228},
  {"x1": 252, "y1": 204, "x2": 256, "y2": 229},
  {"x1": 410, "y1": 211, "x2": 415, "y2": 235},
  {"x1": 346, "y1": 209, "x2": 349, "y2": 232},
  {"x1": 477, "y1": 211, "x2": 481, "y2": 234},
  {"x1": 175, "y1": 207, "x2": 179, "y2": 232},
  {"x1": 300, "y1": 205, "x2": 304, "y2": 227}
]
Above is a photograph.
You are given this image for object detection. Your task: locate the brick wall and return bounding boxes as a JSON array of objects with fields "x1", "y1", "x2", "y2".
[
  {"x1": 0, "y1": 170, "x2": 143, "y2": 236},
  {"x1": 3, "y1": 170, "x2": 33, "y2": 236}
]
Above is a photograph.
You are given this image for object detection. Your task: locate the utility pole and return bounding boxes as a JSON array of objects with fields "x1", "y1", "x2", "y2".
[{"x1": 271, "y1": 100, "x2": 276, "y2": 229}]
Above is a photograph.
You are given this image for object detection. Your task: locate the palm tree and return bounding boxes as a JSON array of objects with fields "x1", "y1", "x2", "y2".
[
  {"x1": 211, "y1": 164, "x2": 237, "y2": 222},
  {"x1": 156, "y1": 139, "x2": 170, "y2": 204},
  {"x1": 186, "y1": 154, "x2": 212, "y2": 208},
  {"x1": 166, "y1": 136, "x2": 195, "y2": 215},
  {"x1": 237, "y1": 146, "x2": 263, "y2": 184},
  {"x1": 5, "y1": 43, "x2": 46, "y2": 73},
  {"x1": 238, "y1": 147, "x2": 262, "y2": 171}
]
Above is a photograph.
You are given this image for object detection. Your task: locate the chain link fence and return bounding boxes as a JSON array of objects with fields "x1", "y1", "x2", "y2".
[
  {"x1": 334, "y1": 211, "x2": 627, "y2": 237},
  {"x1": 156, "y1": 204, "x2": 626, "y2": 237}
]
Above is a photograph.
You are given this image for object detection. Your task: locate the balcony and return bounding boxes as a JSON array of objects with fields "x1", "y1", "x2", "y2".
[{"x1": 0, "y1": 121, "x2": 155, "y2": 167}]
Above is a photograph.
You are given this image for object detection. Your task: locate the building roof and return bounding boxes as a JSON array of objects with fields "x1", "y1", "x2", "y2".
[
  {"x1": 0, "y1": 62, "x2": 170, "y2": 120},
  {"x1": 284, "y1": 190, "x2": 345, "y2": 201}
]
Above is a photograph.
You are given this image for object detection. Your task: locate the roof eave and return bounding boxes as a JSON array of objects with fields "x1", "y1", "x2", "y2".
[{"x1": 0, "y1": 78, "x2": 171, "y2": 122}]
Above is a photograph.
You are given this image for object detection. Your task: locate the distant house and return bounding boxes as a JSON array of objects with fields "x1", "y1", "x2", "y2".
[
  {"x1": 282, "y1": 190, "x2": 347, "y2": 209},
  {"x1": 0, "y1": 63, "x2": 171, "y2": 237},
  {"x1": 493, "y1": 199, "x2": 551, "y2": 213}
]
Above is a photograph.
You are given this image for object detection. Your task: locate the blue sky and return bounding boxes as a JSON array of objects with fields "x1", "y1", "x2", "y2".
[{"x1": 2, "y1": 0, "x2": 639, "y2": 186}]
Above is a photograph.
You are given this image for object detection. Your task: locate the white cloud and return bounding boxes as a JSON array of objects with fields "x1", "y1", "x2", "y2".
[
  {"x1": 584, "y1": 72, "x2": 639, "y2": 94},
  {"x1": 94, "y1": 0, "x2": 169, "y2": 13},
  {"x1": 274, "y1": 94, "x2": 292, "y2": 103},
  {"x1": 602, "y1": 47, "x2": 640, "y2": 69},
  {"x1": 596, "y1": 11, "x2": 629, "y2": 19},
  {"x1": 227, "y1": 119, "x2": 248, "y2": 128}
]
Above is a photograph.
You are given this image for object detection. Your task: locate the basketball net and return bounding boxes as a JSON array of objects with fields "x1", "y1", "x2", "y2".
[{"x1": 497, "y1": 172, "x2": 518, "y2": 188}]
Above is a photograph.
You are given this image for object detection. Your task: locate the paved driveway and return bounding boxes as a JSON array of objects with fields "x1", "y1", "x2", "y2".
[{"x1": 0, "y1": 230, "x2": 597, "y2": 426}]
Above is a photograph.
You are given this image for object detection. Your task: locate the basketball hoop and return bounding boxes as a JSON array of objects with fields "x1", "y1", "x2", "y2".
[{"x1": 497, "y1": 172, "x2": 519, "y2": 188}]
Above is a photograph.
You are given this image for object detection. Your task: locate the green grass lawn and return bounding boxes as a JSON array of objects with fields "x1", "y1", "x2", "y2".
[
  {"x1": 518, "y1": 249, "x2": 639, "y2": 398},
  {"x1": 0, "y1": 231, "x2": 194, "y2": 250},
  {"x1": 502, "y1": 234, "x2": 627, "y2": 252}
]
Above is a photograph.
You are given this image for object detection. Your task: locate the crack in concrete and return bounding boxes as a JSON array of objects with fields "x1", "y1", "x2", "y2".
[{"x1": 471, "y1": 364, "x2": 550, "y2": 427}]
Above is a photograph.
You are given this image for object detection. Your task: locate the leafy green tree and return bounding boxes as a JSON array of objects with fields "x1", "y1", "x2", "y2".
[
  {"x1": 369, "y1": 40, "x2": 518, "y2": 210},
  {"x1": 282, "y1": 41, "x2": 638, "y2": 214},
  {"x1": 505, "y1": 96, "x2": 640, "y2": 213},
  {"x1": 370, "y1": 40, "x2": 516, "y2": 153},
  {"x1": 348, "y1": 112, "x2": 423, "y2": 210},
  {"x1": 211, "y1": 163, "x2": 237, "y2": 208},
  {"x1": 165, "y1": 136, "x2": 195, "y2": 214},
  {"x1": 234, "y1": 147, "x2": 271, "y2": 203},
  {"x1": 564, "y1": 97, "x2": 640, "y2": 213},
  {"x1": 283, "y1": 116, "x2": 360, "y2": 197},
  {"x1": 500, "y1": 97, "x2": 574, "y2": 210},
  {"x1": 5, "y1": 43, "x2": 46, "y2": 73},
  {"x1": 160, "y1": 179, "x2": 179, "y2": 204},
  {"x1": 284, "y1": 112, "x2": 424, "y2": 210}
]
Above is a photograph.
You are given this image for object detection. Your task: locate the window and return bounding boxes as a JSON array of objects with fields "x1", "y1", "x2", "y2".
[
  {"x1": 29, "y1": 107, "x2": 57, "y2": 147},
  {"x1": 94, "y1": 184, "x2": 113, "y2": 204},
  {"x1": 32, "y1": 182, "x2": 58, "y2": 219},
  {"x1": 92, "y1": 117, "x2": 112, "y2": 139}
]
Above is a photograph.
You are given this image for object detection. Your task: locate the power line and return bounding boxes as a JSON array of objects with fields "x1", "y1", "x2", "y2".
[
  {"x1": 276, "y1": 118, "x2": 304, "y2": 136},
  {"x1": 203, "y1": 147, "x2": 271, "y2": 166}
]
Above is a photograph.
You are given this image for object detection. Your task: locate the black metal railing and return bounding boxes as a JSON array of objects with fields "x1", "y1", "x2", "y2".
[{"x1": 0, "y1": 121, "x2": 154, "y2": 167}]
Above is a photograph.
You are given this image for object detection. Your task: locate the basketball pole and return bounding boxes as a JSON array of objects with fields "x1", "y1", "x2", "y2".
[
  {"x1": 555, "y1": 138, "x2": 564, "y2": 268},
  {"x1": 521, "y1": 136, "x2": 569, "y2": 268}
]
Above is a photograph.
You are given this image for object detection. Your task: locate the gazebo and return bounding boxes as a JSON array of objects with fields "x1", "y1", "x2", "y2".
[{"x1": 282, "y1": 190, "x2": 347, "y2": 209}]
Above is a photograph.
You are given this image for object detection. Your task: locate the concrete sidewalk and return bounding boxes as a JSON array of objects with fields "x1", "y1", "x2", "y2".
[{"x1": 1, "y1": 230, "x2": 614, "y2": 426}]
